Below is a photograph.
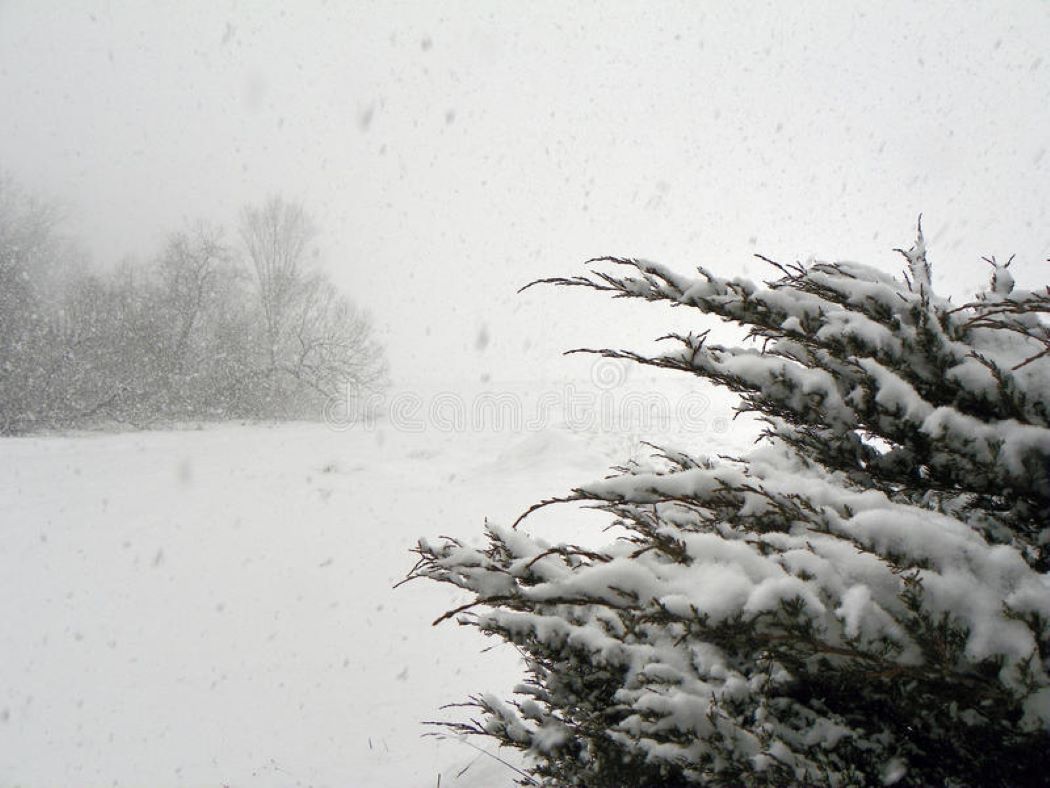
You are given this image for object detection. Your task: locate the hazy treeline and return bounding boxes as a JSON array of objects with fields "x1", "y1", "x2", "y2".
[{"x1": 0, "y1": 178, "x2": 385, "y2": 434}]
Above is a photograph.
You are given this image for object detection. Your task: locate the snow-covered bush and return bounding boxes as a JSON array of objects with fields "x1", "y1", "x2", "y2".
[{"x1": 407, "y1": 227, "x2": 1050, "y2": 786}]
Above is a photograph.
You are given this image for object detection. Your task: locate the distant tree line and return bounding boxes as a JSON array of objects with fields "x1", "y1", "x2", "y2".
[{"x1": 0, "y1": 177, "x2": 386, "y2": 434}]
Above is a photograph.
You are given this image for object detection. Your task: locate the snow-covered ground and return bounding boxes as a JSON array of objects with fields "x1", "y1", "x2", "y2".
[{"x1": 0, "y1": 376, "x2": 752, "y2": 787}]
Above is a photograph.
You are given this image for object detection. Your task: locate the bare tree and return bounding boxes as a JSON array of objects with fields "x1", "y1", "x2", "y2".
[
  {"x1": 157, "y1": 222, "x2": 231, "y2": 376},
  {"x1": 240, "y1": 196, "x2": 385, "y2": 416},
  {"x1": 284, "y1": 272, "x2": 386, "y2": 399},
  {"x1": 239, "y1": 197, "x2": 314, "y2": 400},
  {"x1": 0, "y1": 177, "x2": 70, "y2": 432}
]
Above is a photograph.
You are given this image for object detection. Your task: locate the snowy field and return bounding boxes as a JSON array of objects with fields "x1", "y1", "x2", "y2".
[{"x1": 0, "y1": 377, "x2": 752, "y2": 787}]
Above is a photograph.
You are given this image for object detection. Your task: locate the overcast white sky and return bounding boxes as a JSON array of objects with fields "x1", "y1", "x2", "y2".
[{"x1": 2, "y1": 1, "x2": 1049, "y2": 384}]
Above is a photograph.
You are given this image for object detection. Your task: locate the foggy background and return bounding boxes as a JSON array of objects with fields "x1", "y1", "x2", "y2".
[{"x1": 2, "y1": 1, "x2": 1049, "y2": 383}]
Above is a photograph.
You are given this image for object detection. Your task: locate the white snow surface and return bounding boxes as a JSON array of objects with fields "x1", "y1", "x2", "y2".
[{"x1": 0, "y1": 375, "x2": 748, "y2": 786}]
